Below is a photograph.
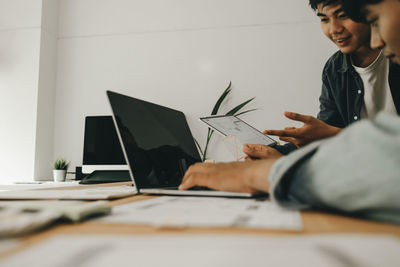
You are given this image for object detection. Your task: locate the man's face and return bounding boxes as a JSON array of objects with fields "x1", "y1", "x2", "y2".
[
  {"x1": 366, "y1": 0, "x2": 400, "y2": 64},
  {"x1": 317, "y1": 2, "x2": 371, "y2": 54}
]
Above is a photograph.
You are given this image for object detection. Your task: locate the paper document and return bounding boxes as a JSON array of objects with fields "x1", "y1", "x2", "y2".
[
  {"x1": 0, "y1": 240, "x2": 20, "y2": 256},
  {"x1": 2, "y1": 234, "x2": 400, "y2": 267},
  {"x1": 0, "y1": 181, "x2": 80, "y2": 192},
  {"x1": 98, "y1": 196, "x2": 302, "y2": 230},
  {"x1": 0, "y1": 201, "x2": 111, "y2": 237},
  {"x1": 0, "y1": 185, "x2": 135, "y2": 200}
]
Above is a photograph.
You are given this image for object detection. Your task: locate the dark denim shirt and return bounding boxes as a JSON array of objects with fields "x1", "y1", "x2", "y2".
[
  {"x1": 318, "y1": 50, "x2": 400, "y2": 127},
  {"x1": 275, "y1": 50, "x2": 400, "y2": 155}
]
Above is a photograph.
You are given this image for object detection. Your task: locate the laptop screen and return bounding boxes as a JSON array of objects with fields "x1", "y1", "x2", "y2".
[{"x1": 107, "y1": 91, "x2": 201, "y2": 189}]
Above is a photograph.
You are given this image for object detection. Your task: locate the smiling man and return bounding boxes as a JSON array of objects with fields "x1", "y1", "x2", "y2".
[
  {"x1": 342, "y1": 0, "x2": 400, "y2": 64},
  {"x1": 303, "y1": 0, "x2": 400, "y2": 123},
  {"x1": 180, "y1": 0, "x2": 400, "y2": 225},
  {"x1": 244, "y1": 0, "x2": 400, "y2": 160}
]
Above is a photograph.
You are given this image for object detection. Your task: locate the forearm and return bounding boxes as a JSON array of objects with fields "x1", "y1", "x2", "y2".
[
  {"x1": 269, "y1": 113, "x2": 400, "y2": 224},
  {"x1": 244, "y1": 159, "x2": 275, "y2": 193}
]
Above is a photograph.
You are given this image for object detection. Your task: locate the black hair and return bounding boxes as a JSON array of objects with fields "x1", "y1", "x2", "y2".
[
  {"x1": 341, "y1": 0, "x2": 383, "y2": 23},
  {"x1": 309, "y1": 0, "x2": 341, "y2": 11}
]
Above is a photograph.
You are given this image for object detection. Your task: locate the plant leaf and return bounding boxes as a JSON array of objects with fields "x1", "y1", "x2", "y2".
[
  {"x1": 211, "y1": 81, "x2": 232, "y2": 115},
  {"x1": 193, "y1": 137, "x2": 204, "y2": 157},
  {"x1": 203, "y1": 129, "x2": 214, "y2": 161},
  {"x1": 54, "y1": 158, "x2": 69, "y2": 170},
  {"x1": 201, "y1": 81, "x2": 257, "y2": 162},
  {"x1": 225, "y1": 97, "x2": 255, "y2": 116},
  {"x1": 235, "y1": 108, "x2": 258, "y2": 117}
]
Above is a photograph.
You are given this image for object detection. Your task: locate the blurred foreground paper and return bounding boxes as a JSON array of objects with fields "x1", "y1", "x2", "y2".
[
  {"x1": 0, "y1": 201, "x2": 110, "y2": 237},
  {"x1": 97, "y1": 196, "x2": 302, "y2": 230},
  {"x1": 0, "y1": 240, "x2": 20, "y2": 256},
  {"x1": 1, "y1": 234, "x2": 400, "y2": 267},
  {"x1": 0, "y1": 185, "x2": 135, "y2": 200}
]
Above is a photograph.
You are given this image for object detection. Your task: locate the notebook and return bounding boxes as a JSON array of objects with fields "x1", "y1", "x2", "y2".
[{"x1": 107, "y1": 90, "x2": 266, "y2": 198}]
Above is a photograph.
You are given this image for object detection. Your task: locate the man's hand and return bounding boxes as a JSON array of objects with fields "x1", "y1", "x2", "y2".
[
  {"x1": 264, "y1": 111, "x2": 341, "y2": 147},
  {"x1": 179, "y1": 159, "x2": 276, "y2": 193},
  {"x1": 243, "y1": 144, "x2": 283, "y2": 160}
]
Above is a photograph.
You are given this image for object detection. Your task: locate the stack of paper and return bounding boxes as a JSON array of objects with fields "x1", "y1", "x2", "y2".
[
  {"x1": 98, "y1": 196, "x2": 302, "y2": 230},
  {"x1": 0, "y1": 181, "x2": 80, "y2": 192},
  {"x1": 0, "y1": 185, "x2": 135, "y2": 200},
  {"x1": 0, "y1": 240, "x2": 20, "y2": 255},
  {"x1": 0, "y1": 201, "x2": 110, "y2": 237}
]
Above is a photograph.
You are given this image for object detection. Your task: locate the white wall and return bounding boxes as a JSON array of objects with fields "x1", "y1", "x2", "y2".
[
  {"x1": 54, "y1": 0, "x2": 337, "y2": 167},
  {"x1": 1, "y1": 0, "x2": 338, "y2": 182},
  {"x1": 0, "y1": 0, "x2": 42, "y2": 182},
  {"x1": 34, "y1": 0, "x2": 59, "y2": 180},
  {"x1": 0, "y1": 0, "x2": 58, "y2": 182}
]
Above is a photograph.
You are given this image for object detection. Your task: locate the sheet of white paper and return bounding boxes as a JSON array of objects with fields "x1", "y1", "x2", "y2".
[
  {"x1": 0, "y1": 240, "x2": 20, "y2": 256},
  {"x1": 0, "y1": 185, "x2": 135, "y2": 200},
  {"x1": 2, "y1": 234, "x2": 400, "y2": 267},
  {"x1": 0, "y1": 201, "x2": 110, "y2": 237},
  {"x1": 98, "y1": 196, "x2": 302, "y2": 230},
  {"x1": 0, "y1": 181, "x2": 80, "y2": 192},
  {"x1": 0, "y1": 209, "x2": 60, "y2": 237}
]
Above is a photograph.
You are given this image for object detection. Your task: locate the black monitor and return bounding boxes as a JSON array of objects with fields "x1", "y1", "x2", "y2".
[{"x1": 82, "y1": 116, "x2": 128, "y2": 174}]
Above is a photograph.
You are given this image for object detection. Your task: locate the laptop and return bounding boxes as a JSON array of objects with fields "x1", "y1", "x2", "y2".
[{"x1": 107, "y1": 90, "x2": 266, "y2": 198}]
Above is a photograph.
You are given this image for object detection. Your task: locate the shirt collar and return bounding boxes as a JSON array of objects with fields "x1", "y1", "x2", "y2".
[{"x1": 338, "y1": 53, "x2": 352, "y2": 73}]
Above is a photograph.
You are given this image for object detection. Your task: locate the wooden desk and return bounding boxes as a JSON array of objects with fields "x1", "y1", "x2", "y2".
[{"x1": 1, "y1": 184, "x2": 400, "y2": 261}]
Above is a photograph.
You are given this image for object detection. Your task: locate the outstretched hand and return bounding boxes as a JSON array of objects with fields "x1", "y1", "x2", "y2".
[
  {"x1": 264, "y1": 112, "x2": 341, "y2": 147},
  {"x1": 179, "y1": 159, "x2": 276, "y2": 193}
]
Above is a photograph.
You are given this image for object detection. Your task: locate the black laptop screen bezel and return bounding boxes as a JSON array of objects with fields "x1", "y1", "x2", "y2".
[{"x1": 107, "y1": 90, "x2": 202, "y2": 191}]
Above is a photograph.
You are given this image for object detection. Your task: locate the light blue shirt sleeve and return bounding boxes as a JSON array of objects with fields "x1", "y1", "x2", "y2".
[{"x1": 268, "y1": 112, "x2": 400, "y2": 224}]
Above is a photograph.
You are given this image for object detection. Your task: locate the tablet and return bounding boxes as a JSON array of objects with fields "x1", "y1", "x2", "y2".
[{"x1": 200, "y1": 115, "x2": 277, "y2": 147}]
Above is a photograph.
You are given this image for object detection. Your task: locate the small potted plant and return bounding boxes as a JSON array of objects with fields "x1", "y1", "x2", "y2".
[{"x1": 53, "y1": 158, "x2": 69, "y2": 182}]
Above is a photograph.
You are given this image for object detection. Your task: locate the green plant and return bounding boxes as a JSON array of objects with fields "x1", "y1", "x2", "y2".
[
  {"x1": 195, "y1": 81, "x2": 257, "y2": 161},
  {"x1": 53, "y1": 158, "x2": 70, "y2": 170}
]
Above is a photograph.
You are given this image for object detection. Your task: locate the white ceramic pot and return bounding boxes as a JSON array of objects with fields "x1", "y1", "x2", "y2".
[{"x1": 53, "y1": 169, "x2": 67, "y2": 182}]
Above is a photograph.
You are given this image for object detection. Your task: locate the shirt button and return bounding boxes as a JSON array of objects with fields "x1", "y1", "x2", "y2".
[
  {"x1": 354, "y1": 116, "x2": 358, "y2": 120},
  {"x1": 358, "y1": 90, "x2": 362, "y2": 94}
]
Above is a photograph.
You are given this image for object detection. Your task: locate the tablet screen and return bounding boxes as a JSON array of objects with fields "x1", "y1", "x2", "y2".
[{"x1": 200, "y1": 116, "x2": 276, "y2": 147}]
